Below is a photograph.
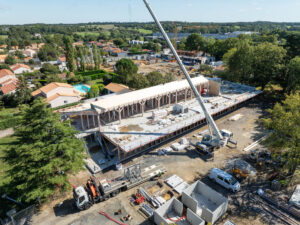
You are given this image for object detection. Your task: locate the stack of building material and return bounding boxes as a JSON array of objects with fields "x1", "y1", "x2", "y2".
[
  {"x1": 165, "y1": 175, "x2": 190, "y2": 194},
  {"x1": 152, "y1": 109, "x2": 168, "y2": 120},
  {"x1": 173, "y1": 103, "x2": 189, "y2": 114},
  {"x1": 84, "y1": 158, "x2": 101, "y2": 174}
]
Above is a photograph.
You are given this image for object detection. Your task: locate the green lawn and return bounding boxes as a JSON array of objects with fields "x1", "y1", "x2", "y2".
[
  {"x1": 0, "y1": 35, "x2": 8, "y2": 40},
  {"x1": 137, "y1": 29, "x2": 153, "y2": 34},
  {"x1": 75, "y1": 31, "x2": 110, "y2": 37},
  {"x1": 0, "y1": 108, "x2": 20, "y2": 130}
]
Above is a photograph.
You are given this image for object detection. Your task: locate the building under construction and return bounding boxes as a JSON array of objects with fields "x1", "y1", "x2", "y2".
[{"x1": 59, "y1": 76, "x2": 261, "y2": 170}]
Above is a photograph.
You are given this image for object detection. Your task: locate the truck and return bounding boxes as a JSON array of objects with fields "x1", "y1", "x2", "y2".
[{"x1": 73, "y1": 164, "x2": 166, "y2": 210}]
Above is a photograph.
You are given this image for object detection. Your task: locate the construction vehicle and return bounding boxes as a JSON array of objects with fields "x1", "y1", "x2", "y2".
[
  {"x1": 143, "y1": 0, "x2": 236, "y2": 149},
  {"x1": 73, "y1": 164, "x2": 165, "y2": 210}
]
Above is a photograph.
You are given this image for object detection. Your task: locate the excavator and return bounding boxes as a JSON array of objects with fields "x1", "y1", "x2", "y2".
[{"x1": 143, "y1": 0, "x2": 236, "y2": 149}]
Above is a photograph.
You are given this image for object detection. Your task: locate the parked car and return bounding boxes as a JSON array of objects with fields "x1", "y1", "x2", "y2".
[{"x1": 209, "y1": 168, "x2": 240, "y2": 192}]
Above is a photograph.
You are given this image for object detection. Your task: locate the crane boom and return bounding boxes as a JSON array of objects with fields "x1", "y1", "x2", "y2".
[{"x1": 142, "y1": 0, "x2": 223, "y2": 142}]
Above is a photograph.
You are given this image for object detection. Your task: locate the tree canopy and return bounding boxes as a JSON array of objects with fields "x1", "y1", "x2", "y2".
[
  {"x1": 4, "y1": 98, "x2": 85, "y2": 203},
  {"x1": 262, "y1": 93, "x2": 300, "y2": 174},
  {"x1": 115, "y1": 58, "x2": 138, "y2": 85}
]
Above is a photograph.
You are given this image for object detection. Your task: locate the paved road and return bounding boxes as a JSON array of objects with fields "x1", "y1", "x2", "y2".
[{"x1": 0, "y1": 128, "x2": 14, "y2": 138}]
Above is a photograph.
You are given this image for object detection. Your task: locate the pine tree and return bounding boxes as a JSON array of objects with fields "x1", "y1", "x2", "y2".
[
  {"x1": 64, "y1": 36, "x2": 75, "y2": 72},
  {"x1": 4, "y1": 98, "x2": 85, "y2": 203},
  {"x1": 14, "y1": 76, "x2": 32, "y2": 105}
]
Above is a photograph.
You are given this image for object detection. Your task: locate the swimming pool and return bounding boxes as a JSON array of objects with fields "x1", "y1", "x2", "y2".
[{"x1": 73, "y1": 84, "x2": 90, "y2": 94}]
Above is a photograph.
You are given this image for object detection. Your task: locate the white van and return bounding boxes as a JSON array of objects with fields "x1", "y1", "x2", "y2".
[{"x1": 209, "y1": 168, "x2": 240, "y2": 192}]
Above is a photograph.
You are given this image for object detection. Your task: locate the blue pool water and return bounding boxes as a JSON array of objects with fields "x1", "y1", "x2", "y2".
[{"x1": 73, "y1": 84, "x2": 91, "y2": 93}]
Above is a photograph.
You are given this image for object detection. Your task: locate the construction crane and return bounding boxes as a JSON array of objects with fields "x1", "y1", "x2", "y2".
[{"x1": 143, "y1": 0, "x2": 234, "y2": 148}]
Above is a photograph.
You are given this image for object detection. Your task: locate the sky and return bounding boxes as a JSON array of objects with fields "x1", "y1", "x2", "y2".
[{"x1": 0, "y1": 0, "x2": 300, "y2": 25}]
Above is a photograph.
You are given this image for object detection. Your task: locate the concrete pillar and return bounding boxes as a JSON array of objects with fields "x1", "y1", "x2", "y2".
[
  {"x1": 80, "y1": 114, "x2": 84, "y2": 130},
  {"x1": 131, "y1": 105, "x2": 134, "y2": 115},
  {"x1": 97, "y1": 114, "x2": 101, "y2": 129},
  {"x1": 175, "y1": 91, "x2": 178, "y2": 103},
  {"x1": 93, "y1": 114, "x2": 96, "y2": 127},
  {"x1": 122, "y1": 106, "x2": 125, "y2": 118},
  {"x1": 157, "y1": 97, "x2": 161, "y2": 109},
  {"x1": 118, "y1": 108, "x2": 122, "y2": 124},
  {"x1": 184, "y1": 88, "x2": 187, "y2": 102},
  {"x1": 168, "y1": 94, "x2": 171, "y2": 106},
  {"x1": 190, "y1": 88, "x2": 193, "y2": 100},
  {"x1": 87, "y1": 115, "x2": 90, "y2": 128}
]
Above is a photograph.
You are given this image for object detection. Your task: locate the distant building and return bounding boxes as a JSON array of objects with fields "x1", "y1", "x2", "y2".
[
  {"x1": 104, "y1": 82, "x2": 130, "y2": 94},
  {"x1": 32, "y1": 82, "x2": 81, "y2": 108},
  {"x1": 34, "y1": 33, "x2": 42, "y2": 38},
  {"x1": 23, "y1": 49, "x2": 37, "y2": 58},
  {"x1": 0, "y1": 44, "x2": 7, "y2": 49},
  {"x1": 0, "y1": 54, "x2": 7, "y2": 63},
  {"x1": 129, "y1": 40, "x2": 147, "y2": 45},
  {"x1": 10, "y1": 64, "x2": 32, "y2": 74}
]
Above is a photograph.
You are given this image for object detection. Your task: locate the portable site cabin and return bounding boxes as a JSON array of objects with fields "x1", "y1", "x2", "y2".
[
  {"x1": 182, "y1": 181, "x2": 228, "y2": 224},
  {"x1": 154, "y1": 197, "x2": 205, "y2": 225}
]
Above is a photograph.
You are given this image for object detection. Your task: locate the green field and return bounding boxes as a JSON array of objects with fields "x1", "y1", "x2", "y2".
[
  {"x1": 137, "y1": 29, "x2": 153, "y2": 34},
  {"x1": 0, "y1": 35, "x2": 8, "y2": 40},
  {"x1": 75, "y1": 31, "x2": 110, "y2": 37}
]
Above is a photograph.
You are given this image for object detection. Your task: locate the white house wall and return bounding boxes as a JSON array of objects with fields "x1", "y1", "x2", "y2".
[{"x1": 49, "y1": 96, "x2": 79, "y2": 108}]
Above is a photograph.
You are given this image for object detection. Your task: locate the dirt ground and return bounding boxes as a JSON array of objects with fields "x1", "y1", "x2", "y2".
[{"x1": 30, "y1": 101, "x2": 293, "y2": 225}]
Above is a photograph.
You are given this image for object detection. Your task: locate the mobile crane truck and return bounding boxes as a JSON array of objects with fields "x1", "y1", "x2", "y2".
[
  {"x1": 143, "y1": 0, "x2": 237, "y2": 152},
  {"x1": 73, "y1": 164, "x2": 166, "y2": 210}
]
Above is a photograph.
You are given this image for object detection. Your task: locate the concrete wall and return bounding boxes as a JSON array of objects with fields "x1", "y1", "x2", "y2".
[
  {"x1": 49, "y1": 96, "x2": 79, "y2": 108},
  {"x1": 154, "y1": 198, "x2": 182, "y2": 225},
  {"x1": 154, "y1": 197, "x2": 204, "y2": 225},
  {"x1": 208, "y1": 80, "x2": 220, "y2": 96},
  {"x1": 187, "y1": 208, "x2": 205, "y2": 225},
  {"x1": 182, "y1": 181, "x2": 228, "y2": 224}
]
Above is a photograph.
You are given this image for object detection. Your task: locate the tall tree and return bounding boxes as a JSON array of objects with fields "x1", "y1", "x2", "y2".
[
  {"x1": 92, "y1": 44, "x2": 101, "y2": 70},
  {"x1": 146, "y1": 71, "x2": 165, "y2": 86},
  {"x1": 185, "y1": 33, "x2": 206, "y2": 51},
  {"x1": 223, "y1": 40, "x2": 254, "y2": 83},
  {"x1": 4, "y1": 98, "x2": 85, "y2": 203},
  {"x1": 129, "y1": 73, "x2": 149, "y2": 90},
  {"x1": 78, "y1": 47, "x2": 85, "y2": 72},
  {"x1": 262, "y1": 93, "x2": 300, "y2": 174},
  {"x1": 87, "y1": 85, "x2": 100, "y2": 98},
  {"x1": 4, "y1": 55, "x2": 16, "y2": 65},
  {"x1": 14, "y1": 76, "x2": 32, "y2": 105},
  {"x1": 252, "y1": 42, "x2": 286, "y2": 90},
  {"x1": 64, "y1": 36, "x2": 76, "y2": 72},
  {"x1": 115, "y1": 58, "x2": 138, "y2": 85},
  {"x1": 285, "y1": 56, "x2": 300, "y2": 94}
]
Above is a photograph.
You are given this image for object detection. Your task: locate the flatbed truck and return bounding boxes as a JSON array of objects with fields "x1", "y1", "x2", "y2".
[{"x1": 73, "y1": 164, "x2": 166, "y2": 210}]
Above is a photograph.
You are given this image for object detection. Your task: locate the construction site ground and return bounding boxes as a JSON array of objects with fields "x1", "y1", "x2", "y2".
[{"x1": 31, "y1": 100, "x2": 296, "y2": 225}]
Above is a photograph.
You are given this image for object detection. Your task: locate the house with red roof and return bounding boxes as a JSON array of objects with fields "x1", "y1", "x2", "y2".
[
  {"x1": 0, "y1": 69, "x2": 18, "y2": 95},
  {"x1": 10, "y1": 64, "x2": 32, "y2": 74}
]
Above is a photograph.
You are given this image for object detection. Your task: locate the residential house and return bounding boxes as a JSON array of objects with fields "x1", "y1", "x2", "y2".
[
  {"x1": 0, "y1": 54, "x2": 7, "y2": 63},
  {"x1": 0, "y1": 69, "x2": 18, "y2": 95},
  {"x1": 23, "y1": 49, "x2": 37, "y2": 58},
  {"x1": 104, "y1": 82, "x2": 130, "y2": 94},
  {"x1": 0, "y1": 69, "x2": 16, "y2": 84},
  {"x1": 73, "y1": 41, "x2": 84, "y2": 47},
  {"x1": 10, "y1": 64, "x2": 32, "y2": 74},
  {"x1": 32, "y1": 82, "x2": 81, "y2": 108},
  {"x1": 0, "y1": 44, "x2": 7, "y2": 49},
  {"x1": 0, "y1": 79, "x2": 18, "y2": 95}
]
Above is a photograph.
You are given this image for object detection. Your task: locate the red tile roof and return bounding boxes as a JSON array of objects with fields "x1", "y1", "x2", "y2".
[
  {"x1": 1, "y1": 82, "x2": 18, "y2": 95},
  {"x1": 10, "y1": 64, "x2": 31, "y2": 71},
  {"x1": 0, "y1": 69, "x2": 14, "y2": 78}
]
